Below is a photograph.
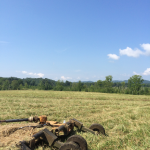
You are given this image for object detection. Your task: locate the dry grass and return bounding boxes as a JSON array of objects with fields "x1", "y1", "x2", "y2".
[{"x1": 0, "y1": 90, "x2": 150, "y2": 150}]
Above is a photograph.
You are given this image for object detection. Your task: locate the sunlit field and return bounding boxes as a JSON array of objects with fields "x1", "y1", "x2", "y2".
[{"x1": 0, "y1": 90, "x2": 150, "y2": 150}]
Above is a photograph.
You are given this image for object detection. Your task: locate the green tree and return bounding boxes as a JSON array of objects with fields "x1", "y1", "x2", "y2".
[
  {"x1": 25, "y1": 82, "x2": 28, "y2": 89},
  {"x1": 71, "y1": 83, "x2": 78, "y2": 91},
  {"x1": 19, "y1": 84, "x2": 23, "y2": 90},
  {"x1": 65, "y1": 80, "x2": 71, "y2": 86},
  {"x1": 104, "y1": 75, "x2": 113, "y2": 92},
  {"x1": 11, "y1": 80, "x2": 19, "y2": 90},
  {"x1": 90, "y1": 85, "x2": 94, "y2": 92},
  {"x1": 18, "y1": 79, "x2": 23, "y2": 85},
  {"x1": 39, "y1": 80, "x2": 45, "y2": 90},
  {"x1": 30, "y1": 80, "x2": 36, "y2": 86},
  {"x1": 121, "y1": 82, "x2": 125, "y2": 89},
  {"x1": 144, "y1": 87, "x2": 149, "y2": 94},
  {"x1": 97, "y1": 80, "x2": 103, "y2": 87},
  {"x1": 45, "y1": 80, "x2": 52, "y2": 90},
  {"x1": 82, "y1": 84, "x2": 87, "y2": 89},
  {"x1": 2, "y1": 80, "x2": 9, "y2": 90},
  {"x1": 128, "y1": 75, "x2": 144, "y2": 95},
  {"x1": 121, "y1": 81, "x2": 125, "y2": 93},
  {"x1": 55, "y1": 80, "x2": 64, "y2": 91},
  {"x1": 77, "y1": 81, "x2": 83, "y2": 91},
  {"x1": 105, "y1": 75, "x2": 113, "y2": 82}
]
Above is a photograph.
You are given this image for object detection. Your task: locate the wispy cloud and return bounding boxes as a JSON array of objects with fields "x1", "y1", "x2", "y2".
[
  {"x1": 22, "y1": 71, "x2": 27, "y2": 74},
  {"x1": 133, "y1": 71, "x2": 140, "y2": 75},
  {"x1": 74, "y1": 70, "x2": 81, "y2": 72},
  {"x1": 121, "y1": 73, "x2": 131, "y2": 77},
  {"x1": 142, "y1": 68, "x2": 150, "y2": 76},
  {"x1": 21, "y1": 71, "x2": 44, "y2": 77},
  {"x1": 54, "y1": 77, "x2": 58, "y2": 80},
  {"x1": 92, "y1": 75, "x2": 97, "y2": 78},
  {"x1": 77, "y1": 77, "x2": 80, "y2": 80},
  {"x1": 107, "y1": 54, "x2": 120, "y2": 60},
  {"x1": 61, "y1": 76, "x2": 72, "y2": 81},
  {"x1": 109, "y1": 60, "x2": 114, "y2": 63},
  {"x1": 0, "y1": 41, "x2": 8, "y2": 44},
  {"x1": 56, "y1": 48, "x2": 68, "y2": 53}
]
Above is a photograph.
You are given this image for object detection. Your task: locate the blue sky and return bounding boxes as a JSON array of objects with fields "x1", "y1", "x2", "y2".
[{"x1": 0, "y1": 0, "x2": 150, "y2": 82}]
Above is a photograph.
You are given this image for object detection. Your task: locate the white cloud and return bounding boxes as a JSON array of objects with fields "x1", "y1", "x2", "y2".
[
  {"x1": 140, "y1": 43, "x2": 150, "y2": 56},
  {"x1": 61, "y1": 76, "x2": 72, "y2": 80},
  {"x1": 28, "y1": 72, "x2": 33, "y2": 75},
  {"x1": 119, "y1": 43, "x2": 150, "y2": 58},
  {"x1": 132, "y1": 68, "x2": 150, "y2": 76},
  {"x1": 37, "y1": 73, "x2": 44, "y2": 77},
  {"x1": 133, "y1": 71, "x2": 140, "y2": 75},
  {"x1": 107, "y1": 43, "x2": 150, "y2": 60},
  {"x1": 119, "y1": 47, "x2": 143, "y2": 57},
  {"x1": 142, "y1": 68, "x2": 150, "y2": 76},
  {"x1": 22, "y1": 71, "x2": 27, "y2": 74},
  {"x1": 21, "y1": 71, "x2": 44, "y2": 77},
  {"x1": 107, "y1": 54, "x2": 120, "y2": 60}
]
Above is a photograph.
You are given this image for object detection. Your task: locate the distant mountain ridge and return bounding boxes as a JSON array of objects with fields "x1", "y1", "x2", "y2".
[
  {"x1": 82, "y1": 80, "x2": 150, "y2": 84},
  {"x1": 81, "y1": 81, "x2": 94, "y2": 83},
  {"x1": 113, "y1": 80, "x2": 150, "y2": 84},
  {"x1": 143, "y1": 80, "x2": 150, "y2": 84},
  {"x1": 0, "y1": 77, "x2": 150, "y2": 84}
]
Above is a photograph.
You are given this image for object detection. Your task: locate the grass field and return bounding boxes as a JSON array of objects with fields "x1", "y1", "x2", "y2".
[{"x1": 0, "y1": 90, "x2": 150, "y2": 150}]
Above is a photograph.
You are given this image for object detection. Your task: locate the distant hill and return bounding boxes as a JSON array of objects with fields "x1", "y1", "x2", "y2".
[
  {"x1": 81, "y1": 81, "x2": 94, "y2": 83},
  {"x1": 113, "y1": 80, "x2": 128, "y2": 83},
  {"x1": 113, "y1": 80, "x2": 150, "y2": 84},
  {"x1": 143, "y1": 80, "x2": 150, "y2": 84},
  {"x1": 0, "y1": 77, "x2": 150, "y2": 84},
  {"x1": 82, "y1": 80, "x2": 150, "y2": 84}
]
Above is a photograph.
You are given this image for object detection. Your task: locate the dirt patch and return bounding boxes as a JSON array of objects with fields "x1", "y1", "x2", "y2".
[{"x1": 0, "y1": 123, "x2": 52, "y2": 148}]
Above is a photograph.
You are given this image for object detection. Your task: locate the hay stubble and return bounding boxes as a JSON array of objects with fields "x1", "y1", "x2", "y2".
[{"x1": 0, "y1": 90, "x2": 150, "y2": 150}]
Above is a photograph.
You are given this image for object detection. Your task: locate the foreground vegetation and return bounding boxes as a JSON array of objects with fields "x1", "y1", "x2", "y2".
[
  {"x1": 0, "y1": 75, "x2": 150, "y2": 95},
  {"x1": 0, "y1": 90, "x2": 150, "y2": 150}
]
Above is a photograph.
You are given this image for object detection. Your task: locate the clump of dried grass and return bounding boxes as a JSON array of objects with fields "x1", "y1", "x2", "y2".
[{"x1": 0, "y1": 123, "x2": 51, "y2": 148}]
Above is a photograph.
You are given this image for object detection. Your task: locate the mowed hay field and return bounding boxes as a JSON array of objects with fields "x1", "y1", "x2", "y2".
[{"x1": 0, "y1": 90, "x2": 150, "y2": 150}]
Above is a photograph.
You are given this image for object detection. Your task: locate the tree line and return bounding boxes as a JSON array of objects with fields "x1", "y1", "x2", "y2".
[{"x1": 0, "y1": 75, "x2": 150, "y2": 95}]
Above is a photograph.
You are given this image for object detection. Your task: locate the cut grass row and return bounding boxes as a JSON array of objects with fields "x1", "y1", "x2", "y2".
[{"x1": 0, "y1": 90, "x2": 150, "y2": 150}]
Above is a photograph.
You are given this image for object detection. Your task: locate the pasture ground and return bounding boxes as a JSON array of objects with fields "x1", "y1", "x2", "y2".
[{"x1": 0, "y1": 90, "x2": 150, "y2": 150}]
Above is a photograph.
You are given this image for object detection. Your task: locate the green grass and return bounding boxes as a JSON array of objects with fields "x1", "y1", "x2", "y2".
[{"x1": 0, "y1": 90, "x2": 150, "y2": 150}]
